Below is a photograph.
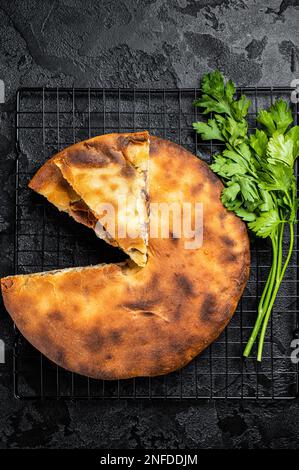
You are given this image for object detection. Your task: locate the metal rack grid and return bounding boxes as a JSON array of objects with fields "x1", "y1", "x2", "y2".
[{"x1": 13, "y1": 86, "x2": 299, "y2": 400}]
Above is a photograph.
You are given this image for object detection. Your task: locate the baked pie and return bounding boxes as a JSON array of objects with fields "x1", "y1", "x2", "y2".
[{"x1": 1, "y1": 136, "x2": 250, "y2": 379}]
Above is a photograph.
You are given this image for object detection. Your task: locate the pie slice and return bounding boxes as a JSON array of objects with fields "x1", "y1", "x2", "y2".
[
  {"x1": 1, "y1": 137, "x2": 250, "y2": 380},
  {"x1": 29, "y1": 132, "x2": 150, "y2": 266}
]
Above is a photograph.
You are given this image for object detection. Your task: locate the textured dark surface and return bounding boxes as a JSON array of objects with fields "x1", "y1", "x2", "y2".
[{"x1": 0, "y1": 0, "x2": 299, "y2": 449}]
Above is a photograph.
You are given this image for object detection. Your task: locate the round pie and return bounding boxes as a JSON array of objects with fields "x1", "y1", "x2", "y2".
[{"x1": 1, "y1": 135, "x2": 250, "y2": 379}]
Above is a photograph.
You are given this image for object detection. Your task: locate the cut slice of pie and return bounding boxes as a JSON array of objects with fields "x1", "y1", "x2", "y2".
[{"x1": 29, "y1": 132, "x2": 150, "y2": 266}]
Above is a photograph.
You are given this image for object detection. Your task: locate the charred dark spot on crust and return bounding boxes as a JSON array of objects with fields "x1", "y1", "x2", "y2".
[
  {"x1": 173, "y1": 302, "x2": 183, "y2": 321},
  {"x1": 84, "y1": 330, "x2": 103, "y2": 353},
  {"x1": 117, "y1": 133, "x2": 148, "y2": 149},
  {"x1": 105, "y1": 354, "x2": 113, "y2": 360},
  {"x1": 129, "y1": 274, "x2": 163, "y2": 308},
  {"x1": 68, "y1": 148, "x2": 108, "y2": 166},
  {"x1": 123, "y1": 298, "x2": 160, "y2": 311},
  {"x1": 48, "y1": 311, "x2": 63, "y2": 322},
  {"x1": 200, "y1": 294, "x2": 218, "y2": 322},
  {"x1": 174, "y1": 273, "x2": 196, "y2": 297},
  {"x1": 67, "y1": 141, "x2": 122, "y2": 167},
  {"x1": 147, "y1": 273, "x2": 161, "y2": 290},
  {"x1": 110, "y1": 329, "x2": 123, "y2": 344},
  {"x1": 120, "y1": 163, "x2": 135, "y2": 178},
  {"x1": 140, "y1": 311, "x2": 155, "y2": 317},
  {"x1": 191, "y1": 182, "x2": 204, "y2": 196},
  {"x1": 223, "y1": 252, "x2": 238, "y2": 263},
  {"x1": 221, "y1": 236, "x2": 235, "y2": 248},
  {"x1": 38, "y1": 331, "x2": 64, "y2": 364}
]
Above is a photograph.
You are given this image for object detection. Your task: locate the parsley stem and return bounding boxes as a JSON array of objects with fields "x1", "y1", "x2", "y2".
[
  {"x1": 257, "y1": 222, "x2": 295, "y2": 361},
  {"x1": 243, "y1": 233, "x2": 279, "y2": 357},
  {"x1": 260, "y1": 230, "x2": 281, "y2": 315},
  {"x1": 258, "y1": 263, "x2": 274, "y2": 316}
]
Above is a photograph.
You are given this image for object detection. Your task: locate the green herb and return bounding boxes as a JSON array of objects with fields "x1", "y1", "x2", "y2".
[{"x1": 193, "y1": 70, "x2": 299, "y2": 361}]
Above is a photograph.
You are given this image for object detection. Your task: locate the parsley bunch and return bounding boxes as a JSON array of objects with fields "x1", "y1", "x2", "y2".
[{"x1": 193, "y1": 71, "x2": 299, "y2": 361}]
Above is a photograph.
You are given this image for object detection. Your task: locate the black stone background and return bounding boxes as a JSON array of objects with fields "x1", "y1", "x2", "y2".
[{"x1": 0, "y1": 0, "x2": 299, "y2": 449}]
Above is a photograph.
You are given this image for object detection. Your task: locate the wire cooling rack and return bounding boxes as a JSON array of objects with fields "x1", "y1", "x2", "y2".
[{"x1": 13, "y1": 86, "x2": 299, "y2": 400}]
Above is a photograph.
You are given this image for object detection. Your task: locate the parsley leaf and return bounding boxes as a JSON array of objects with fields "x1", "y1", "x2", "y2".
[
  {"x1": 194, "y1": 70, "x2": 251, "y2": 123},
  {"x1": 192, "y1": 119, "x2": 224, "y2": 141},
  {"x1": 249, "y1": 129, "x2": 268, "y2": 159},
  {"x1": 234, "y1": 207, "x2": 257, "y2": 222},
  {"x1": 248, "y1": 209, "x2": 281, "y2": 238},
  {"x1": 258, "y1": 161, "x2": 294, "y2": 192},
  {"x1": 267, "y1": 133, "x2": 294, "y2": 167},
  {"x1": 221, "y1": 180, "x2": 241, "y2": 204},
  {"x1": 286, "y1": 125, "x2": 299, "y2": 159},
  {"x1": 210, "y1": 154, "x2": 247, "y2": 177},
  {"x1": 257, "y1": 98, "x2": 293, "y2": 135},
  {"x1": 231, "y1": 94, "x2": 251, "y2": 120}
]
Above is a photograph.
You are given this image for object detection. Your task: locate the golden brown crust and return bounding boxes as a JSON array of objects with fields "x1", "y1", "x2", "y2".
[{"x1": 1, "y1": 136, "x2": 250, "y2": 380}]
